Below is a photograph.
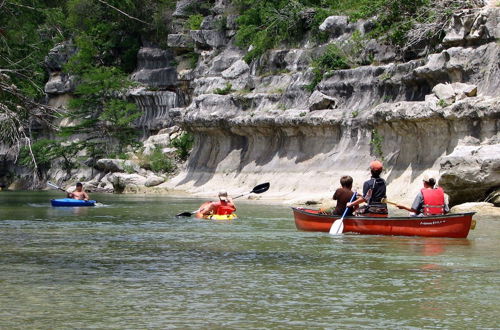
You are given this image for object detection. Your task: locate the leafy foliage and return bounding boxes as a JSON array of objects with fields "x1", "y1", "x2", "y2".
[
  {"x1": 306, "y1": 44, "x2": 350, "y2": 91},
  {"x1": 19, "y1": 139, "x2": 82, "y2": 178},
  {"x1": 213, "y1": 83, "x2": 234, "y2": 95},
  {"x1": 170, "y1": 133, "x2": 194, "y2": 161},
  {"x1": 186, "y1": 14, "x2": 204, "y2": 30}
]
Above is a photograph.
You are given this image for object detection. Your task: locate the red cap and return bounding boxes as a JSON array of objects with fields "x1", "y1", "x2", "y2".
[{"x1": 370, "y1": 160, "x2": 383, "y2": 171}]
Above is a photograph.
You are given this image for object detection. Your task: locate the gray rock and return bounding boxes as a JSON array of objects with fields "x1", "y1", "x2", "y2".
[
  {"x1": 432, "y1": 82, "x2": 478, "y2": 103},
  {"x1": 107, "y1": 173, "x2": 147, "y2": 193},
  {"x1": 142, "y1": 133, "x2": 171, "y2": 155},
  {"x1": 145, "y1": 175, "x2": 165, "y2": 187},
  {"x1": 167, "y1": 34, "x2": 195, "y2": 49},
  {"x1": 308, "y1": 91, "x2": 337, "y2": 111},
  {"x1": 44, "y1": 42, "x2": 76, "y2": 71},
  {"x1": 96, "y1": 159, "x2": 140, "y2": 173},
  {"x1": 131, "y1": 47, "x2": 178, "y2": 88},
  {"x1": 221, "y1": 60, "x2": 249, "y2": 79},
  {"x1": 129, "y1": 87, "x2": 180, "y2": 130},
  {"x1": 443, "y1": 9, "x2": 495, "y2": 47},
  {"x1": 44, "y1": 73, "x2": 75, "y2": 95},
  {"x1": 451, "y1": 82, "x2": 477, "y2": 97},
  {"x1": 173, "y1": 0, "x2": 204, "y2": 17},
  {"x1": 432, "y1": 83, "x2": 456, "y2": 102},
  {"x1": 319, "y1": 16, "x2": 349, "y2": 37},
  {"x1": 440, "y1": 144, "x2": 500, "y2": 205},
  {"x1": 190, "y1": 30, "x2": 227, "y2": 49}
]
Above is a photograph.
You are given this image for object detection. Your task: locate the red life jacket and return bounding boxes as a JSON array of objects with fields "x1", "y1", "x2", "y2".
[
  {"x1": 421, "y1": 187, "x2": 445, "y2": 215},
  {"x1": 213, "y1": 200, "x2": 236, "y2": 215}
]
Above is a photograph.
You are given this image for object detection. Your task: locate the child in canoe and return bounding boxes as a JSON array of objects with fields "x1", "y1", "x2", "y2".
[{"x1": 320, "y1": 176, "x2": 358, "y2": 215}]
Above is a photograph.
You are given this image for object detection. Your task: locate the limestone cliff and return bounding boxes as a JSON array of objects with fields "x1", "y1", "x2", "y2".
[
  {"x1": 10, "y1": 0, "x2": 498, "y2": 206},
  {"x1": 158, "y1": 1, "x2": 500, "y2": 205}
]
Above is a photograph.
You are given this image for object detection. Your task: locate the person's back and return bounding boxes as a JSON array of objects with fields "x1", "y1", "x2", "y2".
[
  {"x1": 333, "y1": 176, "x2": 356, "y2": 216},
  {"x1": 397, "y1": 174, "x2": 449, "y2": 216}
]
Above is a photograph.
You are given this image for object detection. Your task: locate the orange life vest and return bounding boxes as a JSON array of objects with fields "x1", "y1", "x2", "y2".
[
  {"x1": 213, "y1": 200, "x2": 236, "y2": 215},
  {"x1": 421, "y1": 187, "x2": 445, "y2": 215}
]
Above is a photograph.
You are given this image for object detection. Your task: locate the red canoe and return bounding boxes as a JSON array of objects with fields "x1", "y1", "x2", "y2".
[{"x1": 292, "y1": 207, "x2": 476, "y2": 238}]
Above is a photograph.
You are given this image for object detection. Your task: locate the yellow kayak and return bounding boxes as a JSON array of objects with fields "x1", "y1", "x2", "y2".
[{"x1": 203, "y1": 213, "x2": 238, "y2": 221}]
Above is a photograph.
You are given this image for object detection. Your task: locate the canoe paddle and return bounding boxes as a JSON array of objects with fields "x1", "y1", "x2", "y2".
[
  {"x1": 47, "y1": 181, "x2": 67, "y2": 192},
  {"x1": 329, "y1": 192, "x2": 357, "y2": 235},
  {"x1": 176, "y1": 182, "x2": 270, "y2": 217},
  {"x1": 380, "y1": 198, "x2": 399, "y2": 206}
]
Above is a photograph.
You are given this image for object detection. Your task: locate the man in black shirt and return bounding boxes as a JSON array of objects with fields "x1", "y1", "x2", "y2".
[{"x1": 347, "y1": 160, "x2": 388, "y2": 215}]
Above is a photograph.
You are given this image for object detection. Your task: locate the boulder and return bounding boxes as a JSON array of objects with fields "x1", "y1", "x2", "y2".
[
  {"x1": 450, "y1": 202, "x2": 500, "y2": 217},
  {"x1": 190, "y1": 30, "x2": 227, "y2": 49},
  {"x1": 96, "y1": 159, "x2": 140, "y2": 173},
  {"x1": 173, "y1": 0, "x2": 205, "y2": 17},
  {"x1": 107, "y1": 173, "x2": 147, "y2": 193},
  {"x1": 451, "y1": 82, "x2": 477, "y2": 97},
  {"x1": 443, "y1": 10, "x2": 492, "y2": 46},
  {"x1": 44, "y1": 42, "x2": 76, "y2": 71},
  {"x1": 142, "y1": 133, "x2": 171, "y2": 155},
  {"x1": 432, "y1": 82, "x2": 478, "y2": 104},
  {"x1": 432, "y1": 83, "x2": 456, "y2": 103},
  {"x1": 145, "y1": 175, "x2": 165, "y2": 187},
  {"x1": 319, "y1": 16, "x2": 349, "y2": 37},
  {"x1": 439, "y1": 144, "x2": 500, "y2": 205},
  {"x1": 167, "y1": 34, "x2": 195, "y2": 49},
  {"x1": 308, "y1": 91, "x2": 337, "y2": 111},
  {"x1": 44, "y1": 73, "x2": 75, "y2": 95},
  {"x1": 221, "y1": 60, "x2": 250, "y2": 79}
]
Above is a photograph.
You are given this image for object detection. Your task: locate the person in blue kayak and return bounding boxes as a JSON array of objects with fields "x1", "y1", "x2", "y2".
[
  {"x1": 347, "y1": 160, "x2": 388, "y2": 215},
  {"x1": 67, "y1": 182, "x2": 89, "y2": 201}
]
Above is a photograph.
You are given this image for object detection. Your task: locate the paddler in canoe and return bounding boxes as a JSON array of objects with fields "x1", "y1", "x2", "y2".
[
  {"x1": 395, "y1": 173, "x2": 450, "y2": 216},
  {"x1": 196, "y1": 191, "x2": 237, "y2": 220},
  {"x1": 347, "y1": 160, "x2": 388, "y2": 216},
  {"x1": 67, "y1": 182, "x2": 90, "y2": 201},
  {"x1": 328, "y1": 175, "x2": 358, "y2": 216}
]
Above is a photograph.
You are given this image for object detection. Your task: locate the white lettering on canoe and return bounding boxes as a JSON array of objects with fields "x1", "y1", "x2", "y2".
[{"x1": 420, "y1": 220, "x2": 447, "y2": 225}]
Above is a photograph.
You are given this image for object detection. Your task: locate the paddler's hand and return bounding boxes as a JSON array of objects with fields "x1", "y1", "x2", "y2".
[{"x1": 346, "y1": 202, "x2": 353, "y2": 208}]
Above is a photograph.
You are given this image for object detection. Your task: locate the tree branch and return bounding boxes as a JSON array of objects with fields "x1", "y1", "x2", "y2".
[{"x1": 96, "y1": 0, "x2": 150, "y2": 25}]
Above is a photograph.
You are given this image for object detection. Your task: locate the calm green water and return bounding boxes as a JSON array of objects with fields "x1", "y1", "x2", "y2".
[{"x1": 0, "y1": 191, "x2": 498, "y2": 328}]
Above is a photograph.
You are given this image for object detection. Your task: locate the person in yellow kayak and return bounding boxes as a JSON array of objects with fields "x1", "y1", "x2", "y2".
[
  {"x1": 67, "y1": 182, "x2": 90, "y2": 201},
  {"x1": 198, "y1": 191, "x2": 236, "y2": 216}
]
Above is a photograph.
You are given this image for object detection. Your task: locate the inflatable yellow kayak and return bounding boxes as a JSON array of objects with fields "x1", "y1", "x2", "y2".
[{"x1": 202, "y1": 213, "x2": 238, "y2": 221}]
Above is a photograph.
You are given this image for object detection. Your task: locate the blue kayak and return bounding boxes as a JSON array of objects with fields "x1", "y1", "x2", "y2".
[{"x1": 51, "y1": 198, "x2": 96, "y2": 207}]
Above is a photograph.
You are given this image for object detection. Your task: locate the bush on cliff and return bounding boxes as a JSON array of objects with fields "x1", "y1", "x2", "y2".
[{"x1": 170, "y1": 133, "x2": 194, "y2": 161}]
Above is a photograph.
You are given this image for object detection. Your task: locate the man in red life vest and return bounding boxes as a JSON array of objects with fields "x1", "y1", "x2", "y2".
[
  {"x1": 199, "y1": 191, "x2": 236, "y2": 216},
  {"x1": 396, "y1": 174, "x2": 449, "y2": 216}
]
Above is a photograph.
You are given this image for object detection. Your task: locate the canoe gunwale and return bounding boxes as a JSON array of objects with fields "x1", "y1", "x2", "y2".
[{"x1": 291, "y1": 207, "x2": 475, "y2": 220}]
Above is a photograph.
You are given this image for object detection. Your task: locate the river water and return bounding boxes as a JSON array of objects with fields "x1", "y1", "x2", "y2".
[{"x1": 0, "y1": 191, "x2": 498, "y2": 328}]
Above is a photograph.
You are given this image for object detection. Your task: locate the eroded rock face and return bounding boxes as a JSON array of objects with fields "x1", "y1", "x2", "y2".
[
  {"x1": 439, "y1": 144, "x2": 500, "y2": 205},
  {"x1": 131, "y1": 47, "x2": 178, "y2": 88}
]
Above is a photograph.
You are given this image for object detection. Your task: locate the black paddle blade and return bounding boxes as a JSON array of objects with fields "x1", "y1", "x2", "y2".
[
  {"x1": 176, "y1": 211, "x2": 194, "y2": 217},
  {"x1": 251, "y1": 182, "x2": 270, "y2": 194}
]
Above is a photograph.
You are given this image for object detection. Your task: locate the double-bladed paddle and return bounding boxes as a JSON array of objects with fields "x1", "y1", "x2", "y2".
[
  {"x1": 329, "y1": 192, "x2": 357, "y2": 235},
  {"x1": 176, "y1": 182, "x2": 270, "y2": 217},
  {"x1": 47, "y1": 181, "x2": 67, "y2": 192}
]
